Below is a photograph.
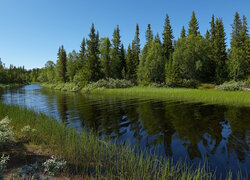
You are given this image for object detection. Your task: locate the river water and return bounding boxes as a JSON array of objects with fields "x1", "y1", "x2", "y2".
[{"x1": 0, "y1": 84, "x2": 249, "y2": 176}]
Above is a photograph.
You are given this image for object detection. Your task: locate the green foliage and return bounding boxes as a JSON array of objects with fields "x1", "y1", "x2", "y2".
[
  {"x1": 214, "y1": 18, "x2": 228, "y2": 83},
  {"x1": 180, "y1": 26, "x2": 186, "y2": 38},
  {"x1": 162, "y1": 14, "x2": 174, "y2": 60},
  {"x1": 0, "y1": 154, "x2": 9, "y2": 179},
  {"x1": 100, "y1": 38, "x2": 112, "y2": 79},
  {"x1": 82, "y1": 23, "x2": 101, "y2": 82},
  {"x1": 173, "y1": 35, "x2": 211, "y2": 82},
  {"x1": 188, "y1": 11, "x2": 199, "y2": 36},
  {"x1": 142, "y1": 36, "x2": 166, "y2": 84},
  {"x1": 111, "y1": 26, "x2": 123, "y2": 79},
  {"x1": 43, "y1": 156, "x2": 66, "y2": 176},
  {"x1": 56, "y1": 46, "x2": 67, "y2": 83},
  {"x1": 21, "y1": 125, "x2": 37, "y2": 141},
  {"x1": 165, "y1": 55, "x2": 181, "y2": 87},
  {"x1": 216, "y1": 80, "x2": 246, "y2": 91},
  {"x1": 82, "y1": 78, "x2": 134, "y2": 92},
  {"x1": 0, "y1": 117, "x2": 14, "y2": 147}
]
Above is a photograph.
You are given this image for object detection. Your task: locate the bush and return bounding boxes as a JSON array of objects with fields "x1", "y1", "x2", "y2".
[
  {"x1": 21, "y1": 125, "x2": 37, "y2": 141},
  {"x1": 0, "y1": 117, "x2": 14, "y2": 147},
  {"x1": 43, "y1": 156, "x2": 66, "y2": 176},
  {"x1": 216, "y1": 81, "x2": 245, "y2": 91},
  {"x1": 147, "y1": 82, "x2": 167, "y2": 88},
  {"x1": 83, "y1": 78, "x2": 134, "y2": 92},
  {"x1": 0, "y1": 154, "x2": 9, "y2": 179}
]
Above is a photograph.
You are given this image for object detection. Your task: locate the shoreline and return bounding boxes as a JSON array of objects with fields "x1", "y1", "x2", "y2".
[{"x1": 41, "y1": 83, "x2": 250, "y2": 107}]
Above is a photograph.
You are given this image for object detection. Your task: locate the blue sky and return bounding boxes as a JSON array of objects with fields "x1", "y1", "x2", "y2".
[{"x1": 0, "y1": 0, "x2": 249, "y2": 69}]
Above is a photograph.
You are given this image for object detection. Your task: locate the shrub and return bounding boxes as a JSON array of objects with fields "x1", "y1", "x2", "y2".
[
  {"x1": 11, "y1": 162, "x2": 43, "y2": 180},
  {"x1": 0, "y1": 154, "x2": 9, "y2": 180},
  {"x1": 147, "y1": 82, "x2": 167, "y2": 88},
  {"x1": 21, "y1": 125, "x2": 37, "y2": 141},
  {"x1": 43, "y1": 156, "x2": 66, "y2": 176},
  {"x1": 216, "y1": 81, "x2": 245, "y2": 91},
  {"x1": 0, "y1": 117, "x2": 14, "y2": 146},
  {"x1": 83, "y1": 78, "x2": 134, "y2": 92}
]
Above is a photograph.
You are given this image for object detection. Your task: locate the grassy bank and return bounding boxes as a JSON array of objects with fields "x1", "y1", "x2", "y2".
[
  {"x1": 89, "y1": 87, "x2": 250, "y2": 107},
  {"x1": 41, "y1": 82, "x2": 250, "y2": 107},
  {"x1": 0, "y1": 84, "x2": 24, "y2": 89},
  {"x1": 0, "y1": 102, "x2": 242, "y2": 179}
]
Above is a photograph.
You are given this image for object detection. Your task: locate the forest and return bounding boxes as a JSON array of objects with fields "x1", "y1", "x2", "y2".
[{"x1": 1, "y1": 11, "x2": 249, "y2": 88}]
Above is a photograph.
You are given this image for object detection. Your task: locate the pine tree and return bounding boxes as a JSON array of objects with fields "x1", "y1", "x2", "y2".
[
  {"x1": 83, "y1": 23, "x2": 101, "y2": 82},
  {"x1": 162, "y1": 14, "x2": 174, "y2": 61},
  {"x1": 188, "y1": 11, "x2": 199, "y2": 36},
  {"x1": 180, "y1": 26, "x2": 186, "y2": 38},
  {"x1": 214, "y1": 18, "x2": 227, "y2": 83},
  {"x1": 100, "y1": 37, "x2": 111, "y2": 79},
  {"x1": 111, "y1": 25, "x2": 122, "y2": 79}
]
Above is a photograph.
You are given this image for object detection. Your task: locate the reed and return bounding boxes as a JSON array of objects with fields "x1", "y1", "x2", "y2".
[{"x1": 90, "y1": 87, "x2": 250, "y2": 107}]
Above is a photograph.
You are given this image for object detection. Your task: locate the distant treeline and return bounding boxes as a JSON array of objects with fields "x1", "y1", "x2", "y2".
[
  {"x1": 7, "y1": 11, "x2": 250, "y2": 86},
  {"x1": 0, "y1": 62, "x2": 31, "y2": 84}
]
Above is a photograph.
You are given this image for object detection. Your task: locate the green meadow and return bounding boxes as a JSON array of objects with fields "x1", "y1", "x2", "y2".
[{"x1": 89, "y1": 87, "x2": 250, "y2": 107}]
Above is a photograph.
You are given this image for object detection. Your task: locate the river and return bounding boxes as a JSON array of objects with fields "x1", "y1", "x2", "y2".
[{"x1": 0, "y1": 84, "x2": 249, "y2": 176}]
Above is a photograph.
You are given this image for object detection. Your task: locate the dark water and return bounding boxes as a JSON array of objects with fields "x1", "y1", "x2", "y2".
[{"x1": 1, "y1": 84, "x2": 250, "y2": 176}]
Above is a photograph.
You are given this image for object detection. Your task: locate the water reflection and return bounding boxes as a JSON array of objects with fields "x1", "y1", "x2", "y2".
[{"x1": 1, "y1": 84, "x2": 249, "y2": 175}]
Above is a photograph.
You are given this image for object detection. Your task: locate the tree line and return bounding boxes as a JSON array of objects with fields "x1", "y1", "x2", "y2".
[
  {"x1": 33, "y1": 12, "x2": 250, "y2": 86},
  {"x1": 0, "y1": 60, "x2": 30, "y2": 84}
]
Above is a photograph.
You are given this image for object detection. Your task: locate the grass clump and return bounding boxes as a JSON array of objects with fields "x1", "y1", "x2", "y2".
[
  {"x1": 216, "y1": 81, "x2": 247, "y2": 91},
  {"x1": 0, "y1": 102, "x2": 234, "y2": 179},
  {"x1": 90, "y1": 87, "x2": 250, "y2": 107}
]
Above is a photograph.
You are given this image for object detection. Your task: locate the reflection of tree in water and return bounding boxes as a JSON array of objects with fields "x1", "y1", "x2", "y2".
[
  {"x1": 226, "y1": 107, "x2": 250, "y2": 162},
  {"x1": 55, "y1": 93, "x2": 68, "y2": 122},
  {"x1": 137, "y1": 101, "x2": 175, "y2": 156},
  {"x1": 170, "y1": 104, "x2": 225, "y2": 160},
  {"x1": 42, "y1": 89, "x2": 250, "y2": 166}
]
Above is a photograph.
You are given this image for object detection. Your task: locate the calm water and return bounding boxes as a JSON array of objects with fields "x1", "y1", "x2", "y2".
[{"x1": 1, "y1": 84, "x2": 250, "y2": 176}]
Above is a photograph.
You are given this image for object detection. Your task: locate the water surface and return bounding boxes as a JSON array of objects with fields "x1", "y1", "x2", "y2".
[{"x1": 1, "y1": 84, "x2": 249, "y2": 176}]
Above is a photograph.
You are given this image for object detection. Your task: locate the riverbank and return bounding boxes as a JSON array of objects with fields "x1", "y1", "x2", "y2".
[
  {"x1": 0, "y1": 102, "x2": 242, "y2": 179},
  {"x1": 0, "y1": 84, "x2": 24, "y2": 89},
  {"x1": 41, "y1": 83, "x2": 250, "y2": 107}
]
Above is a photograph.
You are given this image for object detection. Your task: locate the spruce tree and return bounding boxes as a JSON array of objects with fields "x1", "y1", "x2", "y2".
[
  {"x1": 100, "y1": 37, "x2": 111, "y2": 79},
  {"x1": 231, "y1": 12, "x2": 242, "y2": 48},
  {"x1": 210, "y1": 15, "x2": 216, "y2": 45},
  {"x1": 229, "y1": 14, "x2": 249, "y2": 80},
  {"x1": 188, "y1": 11, "x2": 199, "y2": 36},
  {"x1": 111, "y1": 25, "x2": 122, "y2": 79},
  {"x1": 162, "y1": 14, "x2": 174, "y2": 61},
  {"x1": 56, "y1": 45, "x2": 67, "y2": 83},
  {"x1": 120, "y1": 44, "x2": 126, "y2": 78},
  {"x1": 214, "y1": 18, "x2": 227, "y2": 83},
  {"x1": 137, "y1": 24, "x2": 153, "y2": 84},
  {"x1": 180, "y1": 26, "x2": 186, "y2": 38},
  {"x1": 83, "y1": 23, "x2": 101, "y2": 82},
  {"x1": 79, "y1": 38, "x2": 86, "y2": 62},
  {"x1": 126, "y1": 44, "x2": 135, "y2": 80},
  {"x1": 133, "y1": 24, "x2": 140, "y2": 65}
]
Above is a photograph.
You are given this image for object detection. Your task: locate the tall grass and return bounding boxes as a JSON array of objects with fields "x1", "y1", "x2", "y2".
[
  {"x1": 90, "y1": 87, "x2": 250, "y2": 107},
  {"x1": 0, "y1": 103, "x2": 247, "y2": 179}
]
